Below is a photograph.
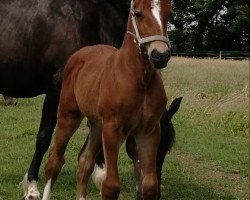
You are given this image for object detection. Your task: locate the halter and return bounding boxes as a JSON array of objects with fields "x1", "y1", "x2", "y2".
[{"x1": 127, "y1": 0, "x2": 171, "y2": 55}]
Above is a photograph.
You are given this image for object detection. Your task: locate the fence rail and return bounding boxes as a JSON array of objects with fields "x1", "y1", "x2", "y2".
[{"x1": 172, "y1": 51, "x2": 250, "y2": 60}]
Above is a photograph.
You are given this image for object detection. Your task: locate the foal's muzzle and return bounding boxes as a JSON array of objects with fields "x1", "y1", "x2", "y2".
[{"x1": 149, "y1": 49, "x2": 171, "y2": 69}]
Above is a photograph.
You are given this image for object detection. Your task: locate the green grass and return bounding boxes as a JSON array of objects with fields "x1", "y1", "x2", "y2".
[{"x1": 0, "y1": 57, "x2": 249, "y2": 199}]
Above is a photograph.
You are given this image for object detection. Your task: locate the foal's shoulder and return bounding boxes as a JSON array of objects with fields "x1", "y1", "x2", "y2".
[
  {"x1": 79, "y1": 44, "x2": 117, "y2": 54},
  {"x1": 73, "y1": 45, "x2": 117, "y2": 60},
  {"x1": 90, "y1": 44, "x2": 118, "y2": 53}
]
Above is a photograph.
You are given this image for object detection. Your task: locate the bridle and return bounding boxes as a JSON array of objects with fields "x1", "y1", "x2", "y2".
[{"x1": 127, "y1": 0, "x2": 171, "y2": 55}]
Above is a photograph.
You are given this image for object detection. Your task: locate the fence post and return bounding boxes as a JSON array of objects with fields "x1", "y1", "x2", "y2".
[{"x1": 219, "y1": 51, "x2": 222, "y2": 59}]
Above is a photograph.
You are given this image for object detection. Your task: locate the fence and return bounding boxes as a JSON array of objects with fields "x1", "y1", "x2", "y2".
[{"x1": 172, "y1": 51, "x2": 250, "y2": 60}]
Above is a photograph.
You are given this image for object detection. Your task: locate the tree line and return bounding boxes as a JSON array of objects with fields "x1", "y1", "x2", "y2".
[{"x1": 169, "y1": 0, "x2": 250, "y2": 52}]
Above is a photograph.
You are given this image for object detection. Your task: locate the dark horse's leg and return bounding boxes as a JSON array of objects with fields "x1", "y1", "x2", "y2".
[{"x1": 22, "y1": 90, "x2": 60, "y2": 200}]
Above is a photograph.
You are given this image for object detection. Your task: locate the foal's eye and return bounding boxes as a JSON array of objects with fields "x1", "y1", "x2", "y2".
[{"x1": 134, "y1": 10, "x2": 143, "y2": 19}]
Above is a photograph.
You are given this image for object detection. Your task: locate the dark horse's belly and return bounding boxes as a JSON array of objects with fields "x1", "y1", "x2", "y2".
[
  {"x1": 0, "y1": 62, "x2": 53, "y2": 97},
  {"x1": 0, "y1": 0, "x2": 129, "y2": 98},
  {"x1": 0, "y1": 0, "x2": 83, "y2": 97}
]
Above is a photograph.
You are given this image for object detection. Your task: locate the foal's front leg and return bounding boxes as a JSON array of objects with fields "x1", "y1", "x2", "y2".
[
  {"x1": 101, "y1": 120, "x2": 122, "y2": 200},
  {"x1": 135, "y1": 125, "x2": 161, "y2": 200}
]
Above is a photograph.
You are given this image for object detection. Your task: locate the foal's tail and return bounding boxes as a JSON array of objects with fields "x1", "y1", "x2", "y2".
[{"x1": 160, "y1": 97, "x2": 183, "y2": 153}]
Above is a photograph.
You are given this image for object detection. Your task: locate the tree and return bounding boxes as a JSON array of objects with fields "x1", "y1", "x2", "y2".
[
  {"x1": 169, "y1": 0, "x2": 250, "y2": 52},
  {"x1": 169, "y1": 0, "x2": 196, "y2": 52}
]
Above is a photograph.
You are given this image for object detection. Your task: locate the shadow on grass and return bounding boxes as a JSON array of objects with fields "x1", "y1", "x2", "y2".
[
  {"x1": 1, "y1": 169, "x2": 237, "y2": 200},
  {"x1": 162, "y1": 177, "x2": 237, "y2": 200},
  {"x1": 55, "y1": 171, "x2": 238, "y2": 200}
]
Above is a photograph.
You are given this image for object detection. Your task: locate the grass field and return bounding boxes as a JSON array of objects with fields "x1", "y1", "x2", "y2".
[{"x1": 0, "y1": 57, "x2": 249, "y2": 200}]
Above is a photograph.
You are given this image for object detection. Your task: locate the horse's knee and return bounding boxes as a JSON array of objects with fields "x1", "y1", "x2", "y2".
[
  {"x1": 102, "y1": 179, "x2": 120, "y2": 200},
  {"x1": 142, "y1": 174, "x2": 158, "y2": 200}
]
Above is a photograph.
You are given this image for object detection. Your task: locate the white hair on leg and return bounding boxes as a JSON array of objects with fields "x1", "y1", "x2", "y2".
[
  {"x1": 91, "y1": 164, "x2": 106, "y2": 193},
  {"x1": 79, "y1": 197, "x2": 86, "y2": 200},
  {"x1": 21, "y1": 173, "x2": 29, "y2": 198},
  {"x1": 21, "y1": 173, "x2": 41, "y2": 200},
  {"x1": 42, "y1": 179, "x2": 52, "y2": 200}
]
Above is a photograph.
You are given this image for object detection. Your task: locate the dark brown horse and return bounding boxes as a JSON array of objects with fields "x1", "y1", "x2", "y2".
[{"x1": 42, "y1": 0, "x2": 172, "y2": 200}]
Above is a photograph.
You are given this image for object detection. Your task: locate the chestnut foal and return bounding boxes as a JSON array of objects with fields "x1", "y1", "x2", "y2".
[{"x1": 42, "y1": 0, "x2": 172, "y2": 199}]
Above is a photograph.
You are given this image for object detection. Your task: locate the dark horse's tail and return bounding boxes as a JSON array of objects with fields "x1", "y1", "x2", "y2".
[
  {"x1": 155, "y1": 97, "x2": 182, "y2": 199},
  {"x1": 157, "y1": 96, "x2": 183, "y2": 167},
  {"x1": 160, "y1": 96, "x2": 183, "y2": 153}
]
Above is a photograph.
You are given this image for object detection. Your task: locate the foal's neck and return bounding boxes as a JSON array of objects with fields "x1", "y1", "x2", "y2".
[{"x1": 117, "y1": 27, "x2": 154, "y2": 88}]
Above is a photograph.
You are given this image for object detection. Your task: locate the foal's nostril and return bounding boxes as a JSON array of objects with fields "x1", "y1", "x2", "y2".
[
  {"x1": 150, "y1": 49, "x2": 171, "y2": 69},
  {"x1": 151, "y1": 49, "x2": 159, "y2": 58},
  {"x1": 151, "y1": 49, "x2": 170, "y2": 60}
]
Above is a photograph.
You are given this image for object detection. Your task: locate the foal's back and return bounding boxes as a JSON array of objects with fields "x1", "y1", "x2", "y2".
[{"x1": 62, "y1": 45, "x2": 119, "y2": 117}]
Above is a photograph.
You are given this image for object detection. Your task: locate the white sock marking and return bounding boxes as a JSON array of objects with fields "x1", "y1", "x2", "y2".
[
  {"x1": 42, "y1": 179, "x2": 52, "y2": 200},
  {"x1": 21, "y1": 173, "x2": 41, "y2": 200},
  {"x1": 92, "y1": 164, "x2": 106, "y2": 191}
]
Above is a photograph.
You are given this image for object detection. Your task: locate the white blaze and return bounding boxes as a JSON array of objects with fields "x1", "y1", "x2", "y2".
[{"x1": 151, "y1": 0, "x2": 163, "y2": 34}]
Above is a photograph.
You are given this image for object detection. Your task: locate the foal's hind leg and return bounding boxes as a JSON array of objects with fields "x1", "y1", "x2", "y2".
[
  {"x1": 134, "y1": 125, "x2": 161, "y2": 200},
  {"x1": 125, "y1": 135, "x2": 143, "y2": 200},
  {"x1": 76, "y1": 121, "x2": 102, "y2": 200},
  {"x1": 42, "y1": 104, "x2": 82, "y2": 200}
]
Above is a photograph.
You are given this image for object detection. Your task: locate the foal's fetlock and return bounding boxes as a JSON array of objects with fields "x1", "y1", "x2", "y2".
[
  {"x1": 142, "y1": 185, "x2": 158, "y2": 200},
  {"x1": 45, "y1": 158, "x2": 65, "y2": 183},
  {"x1": 142, "y1": 176, "x2": 158, "y2": 200},
  {"x1": 101, "y1": 180, "x2": 120, "y2": 200}
]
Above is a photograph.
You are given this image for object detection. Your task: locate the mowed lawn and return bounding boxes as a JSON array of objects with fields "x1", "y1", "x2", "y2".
[{"x1": 0, "y1": 57, "x2": 249, "y2": 200}]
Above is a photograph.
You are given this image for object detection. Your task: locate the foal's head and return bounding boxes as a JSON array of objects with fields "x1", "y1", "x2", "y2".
[{"x1": 128, "y1": 0, "x2": 172, "y2": 69}]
